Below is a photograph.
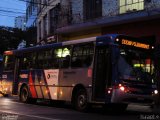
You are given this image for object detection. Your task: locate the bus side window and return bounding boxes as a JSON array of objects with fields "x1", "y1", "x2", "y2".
[
  {"x1": 82, "y1": 45, "x2": 94, "y2": 67},
  {"x1": 53, "y1": 48, "x2": 61, "y2": 68},
  {"x1": 3, "y1": 55, "x2": 15, "y2": 71},
  {"x1": 71, "y1": 46, "x2": 83, "y2": 68},
  {"x1": 21, "y1": 57, "x2": 29, "y2": 70},
  {"x1": 37, "y1": 51, "x2": 44, "y2": 69},
  {"x1": 43, "y1": 49, "x2": 53, "y2": 69},
  {"x1": 71, "y1": 43, "x2": 94, "y2": 68},
  {"x1": 25, "y1": 52, "x2": 37, "y2": 69},
  {"x1": 61, "y1": 47, "x2": 71, "y2": 68},
  {"x1": 53, "y1": 47, "x2": 71, "y2": 69}
]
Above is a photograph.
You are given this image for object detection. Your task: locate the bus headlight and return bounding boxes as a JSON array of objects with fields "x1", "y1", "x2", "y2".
[
  {"x1": 120, "y1": 86, "x2": 125, "y2": 91},
  {"x1": 154, "y1": 90, "x2": 158, "y2": 95},
  {"x1": 118, "y1": 84, "x2": 125, "y2": 92}
]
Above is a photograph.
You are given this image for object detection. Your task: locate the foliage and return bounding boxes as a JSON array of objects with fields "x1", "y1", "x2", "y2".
[
  {"x1": 0, "y1": 27, "x2": 22, "y2": 55},
  {"x1": 0, "y1": 26, "x2": 37, "y2": 55}
]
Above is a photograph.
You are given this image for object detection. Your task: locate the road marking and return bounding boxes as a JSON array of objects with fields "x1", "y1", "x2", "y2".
[
  {"x1": 5, "y1": 100, "x2": 65, "y2": 110},
  {"x1": 0, "y1": 110, "x2": 61, "y2": 120},
  {"x1": 1, "y1": 98, "x2": 74, "y2": 112}
]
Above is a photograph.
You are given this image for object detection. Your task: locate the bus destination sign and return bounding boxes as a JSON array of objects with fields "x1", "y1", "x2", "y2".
[{"x1": 121, "y1": 39, "x2": 150, "y2": 49}]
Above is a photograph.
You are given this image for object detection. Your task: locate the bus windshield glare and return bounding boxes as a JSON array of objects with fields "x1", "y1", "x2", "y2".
[{"x1": 118, "y1": 48, "x2": 154, "y2": 84}]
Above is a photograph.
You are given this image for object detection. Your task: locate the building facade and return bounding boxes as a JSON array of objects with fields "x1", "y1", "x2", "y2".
[
  {"x1": 37, "y1": 0, "x2": 60, "y2": 45},
  {"x1": 37, "y1": 0, "x2": 160, "y2": 45},
  {"x1": 26, "y1": 0, "x2": 38, "y2": 28},
  {"x1": 25, "y1": 0, "x2": 39, "y2": 46},
  {"x1": 15, "y1": 16, "x2": 26, "y2": 31}
]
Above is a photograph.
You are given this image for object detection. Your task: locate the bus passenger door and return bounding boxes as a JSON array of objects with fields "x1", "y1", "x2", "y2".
[
  {"x1": 92, "y1": 46, "x2": 111, "y2": 101},
  {"x1": 12, "y1": 58, "x2": 20, "y2": 95}
]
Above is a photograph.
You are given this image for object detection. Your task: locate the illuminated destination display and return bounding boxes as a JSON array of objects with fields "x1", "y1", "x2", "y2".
[{"x1": 121, "y1": 39, "x2": 150, "y2": 49}]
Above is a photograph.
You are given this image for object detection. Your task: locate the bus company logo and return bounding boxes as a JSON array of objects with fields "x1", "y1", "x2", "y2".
[
  {"x1": 47, "y1": 74, "x2": 50, "y2": 79},
  {"x1": 47, "y1": 74, "x2": 57, "y2": 80}
]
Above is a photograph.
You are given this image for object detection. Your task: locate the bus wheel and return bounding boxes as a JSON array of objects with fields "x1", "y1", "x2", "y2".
[
  {"x1": 74, "y1": 89, "x2": 88, "y2": 112},
  {"x1": 113, "y1": 103, "x2": 128, "y2": 112},
  {"x1": 3, "y1": 94, "x2": 9, "y2": 97},
  {"x1": 118, "y1": 104, "x2": 128, "y2": 111},
  {"x1": 20, "y1": 86, "x2": 29, "y2": 103}
]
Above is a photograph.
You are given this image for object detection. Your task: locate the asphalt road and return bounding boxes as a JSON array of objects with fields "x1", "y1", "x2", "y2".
[{"x1": 0, "y1": 95, "x2": 159, "y2": 120}]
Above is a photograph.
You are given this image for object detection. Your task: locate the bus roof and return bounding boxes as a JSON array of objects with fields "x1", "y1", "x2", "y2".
[{"x1": 4, "y1": 34, "x2": 143, "y2": 55}]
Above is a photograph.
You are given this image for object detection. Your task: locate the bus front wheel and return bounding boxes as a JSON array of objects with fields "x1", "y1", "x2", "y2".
[
  {"x1": 74, "y1": 89, "x2": 88, "y2": 112},
  {"x1": 2, "y1": 94, "x2": 9, "y2": 97}
]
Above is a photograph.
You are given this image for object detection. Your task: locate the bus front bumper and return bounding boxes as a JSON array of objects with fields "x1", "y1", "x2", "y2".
[{"x1": 110, "y1": 89, "x2": 156, "y2": 106}]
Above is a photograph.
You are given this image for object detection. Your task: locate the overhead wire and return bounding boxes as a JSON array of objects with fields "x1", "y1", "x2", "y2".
[
  {"x1": 0, "y1": 6, "x2": 26, "y2": 12},
  {"x1": 0, "y1": 13, "x2": 20, "y2": 18},
  {"x1": 0, "y1": 9, "x2": 25, "y2": 14},
  {"x1": 1, "y1": 0, "x2": 26, "y2": 7},
  {"x1": 18, "y1": 0, "x2": 55, "y2": 6}
]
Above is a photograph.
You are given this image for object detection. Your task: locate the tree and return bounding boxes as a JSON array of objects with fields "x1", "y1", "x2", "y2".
[
  {"x1": 0, "y1": 26, "x2": 37, "y2": 55},
  {"x1": 0, "y1": 27, "x2": 25, "y2": 55}
]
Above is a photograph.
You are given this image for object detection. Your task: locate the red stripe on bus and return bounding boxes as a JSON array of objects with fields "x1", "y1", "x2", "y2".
[{"x1": 29, "y1": 72, "x2": 37, "y2": 98}]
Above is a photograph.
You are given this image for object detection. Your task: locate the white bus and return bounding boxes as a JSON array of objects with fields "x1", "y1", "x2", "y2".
[{"x1": 0, "y1": 34, "x2": 157, "y2": 111}]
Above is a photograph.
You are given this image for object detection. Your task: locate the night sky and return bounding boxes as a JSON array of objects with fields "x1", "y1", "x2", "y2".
[{"x1": 0, "y1": 0, "x2": 26, "y2": 27}]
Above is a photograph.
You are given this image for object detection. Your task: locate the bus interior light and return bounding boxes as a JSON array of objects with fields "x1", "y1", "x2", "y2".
[{"x1": 134, "y1": 64, "x2": 144, "y2": 67}]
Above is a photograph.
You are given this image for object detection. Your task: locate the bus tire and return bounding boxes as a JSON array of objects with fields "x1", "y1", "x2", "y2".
[
  {"x1": 113, "y1": 103, "x2": 128, "y2": 112},
  {"x1": 74, "y1": 89, "x2": 88, "y2": 112},
  {"x1": 19, "y1": 86, "x2": 30, "y2": 103},
  {"x1": 3, "y1": 94, "x2": 9, "y2": 97}
]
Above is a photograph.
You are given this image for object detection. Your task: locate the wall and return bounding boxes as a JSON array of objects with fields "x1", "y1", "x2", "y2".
[
  {"x1": 102, "y1": 19, "x2": 160, "y2": 44},
  {"x1": 145, "y1": 0, "x2": 160, "y2": 10},
  {"x1": 102, "y1": 0, "x2": 119, "y2": 17},
  {"x1": 71, "y1": 0, "x2": 83, "y2": 24}
]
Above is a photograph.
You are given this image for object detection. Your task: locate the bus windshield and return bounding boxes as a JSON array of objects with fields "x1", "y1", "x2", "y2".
[{"x1": 117, "y1": 48, "x2": 154, "y2": 84}]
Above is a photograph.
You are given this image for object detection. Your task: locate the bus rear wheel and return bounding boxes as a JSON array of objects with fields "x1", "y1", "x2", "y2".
[
  {"x1": 74, "y1": 89, "x2": 88, "y2": 112},
  {"x1": 20, "y1": 86, "x2": 30, "y2": 103}
]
